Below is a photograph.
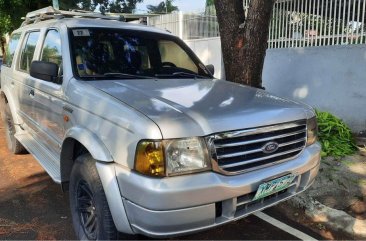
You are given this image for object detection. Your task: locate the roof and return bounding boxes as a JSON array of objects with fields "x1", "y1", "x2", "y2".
[
  {"x1": 63, "y1": 18, "x2": 169, "y2": 34},
  {"x1": 15, "y1": 6, "x2": 172, "y2": 36},
  {"x1": 15, "y1": 18, "x2": 172, "y2": 36}
]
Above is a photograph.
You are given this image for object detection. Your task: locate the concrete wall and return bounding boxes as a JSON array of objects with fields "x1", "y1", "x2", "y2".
[
  {"x1": 263, "y1": 45, "x2": 366, "y2": 133},
  {"x1": 185, "y1": 37, "x2": 223, "y2": 79},
  {"x1": 185, "y1": 37, "x2": 366, "y2": 133}
]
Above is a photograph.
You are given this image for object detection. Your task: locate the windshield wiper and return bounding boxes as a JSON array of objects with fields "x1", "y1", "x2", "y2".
[
  {"x1": 103, "y1": 72, "x2": 154, "y2": 79},
  {"x1": 155, "y1": 72, "x2": 209, "y2": 79},
  {"x1": 78, "y1": 73, "x2": 153, "y2": 80}
]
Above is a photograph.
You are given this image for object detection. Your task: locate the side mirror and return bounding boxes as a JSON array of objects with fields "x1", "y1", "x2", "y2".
[
  {"x1": 206, "y1": 64, "x2": 215, "y2": 76},
  {"x1": 30, "y1": 61, "x2": 59, "y2": 83}
]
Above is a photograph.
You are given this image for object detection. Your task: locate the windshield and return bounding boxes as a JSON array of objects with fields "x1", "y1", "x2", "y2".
[{"x1": 69, "y1": 28, "x2": 213, "y2": 80}]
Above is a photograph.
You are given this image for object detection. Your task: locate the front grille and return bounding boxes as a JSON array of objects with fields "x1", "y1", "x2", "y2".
[{"x1": 209, "y1": 120, "x2": 307, "y2": 174}]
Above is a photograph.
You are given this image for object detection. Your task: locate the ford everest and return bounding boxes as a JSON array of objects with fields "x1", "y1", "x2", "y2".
[{"x1": 0, "y1": 7, "x2": 320, "y2": 240}]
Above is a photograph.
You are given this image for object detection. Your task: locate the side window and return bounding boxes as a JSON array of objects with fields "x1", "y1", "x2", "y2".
[
  {"x1": 41, "y1": 30, "x2": 62, "y2": 67},
  {"x1": 158, "y1": 40, "x2": 198, "y2": 73},
  {"x1": 19, "y1": 31, "x2": 40, "y2": 73},
  {"x1": 4, "y1": 33, "x2": 21, "y2": 67}
]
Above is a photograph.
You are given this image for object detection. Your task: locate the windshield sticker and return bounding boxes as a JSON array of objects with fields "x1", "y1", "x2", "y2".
[{"x1": 72, "y1": 29, "x2": 90, "y2": 37}]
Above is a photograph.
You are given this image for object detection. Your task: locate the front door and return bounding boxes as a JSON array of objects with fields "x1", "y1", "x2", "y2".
[{"x1": 25, "y1": 29, "x2": 65, "y2": 156}]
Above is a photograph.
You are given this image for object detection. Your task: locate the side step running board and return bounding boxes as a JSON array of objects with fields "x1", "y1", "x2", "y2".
[{"x1": 15, "y1": 132, "x2": 61, "y2": 183}]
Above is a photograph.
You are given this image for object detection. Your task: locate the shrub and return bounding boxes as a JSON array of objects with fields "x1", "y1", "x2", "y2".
[{"x1": 316, "y1": 110, "x2": 357, "y2": 157}]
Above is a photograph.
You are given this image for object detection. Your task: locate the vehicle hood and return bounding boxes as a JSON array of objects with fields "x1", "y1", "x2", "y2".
[{"x1": 87, "y1": 79, "x2": 314, "y2": 138}]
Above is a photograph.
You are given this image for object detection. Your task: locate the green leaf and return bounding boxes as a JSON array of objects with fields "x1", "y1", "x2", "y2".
[{"x1": 316, "y1": 109, "x2": 357, "y2": 158}]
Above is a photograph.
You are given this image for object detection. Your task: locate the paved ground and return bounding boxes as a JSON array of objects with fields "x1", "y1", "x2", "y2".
[{"x1": 0, "y1": 122, "x2": 322, "y2": 240}]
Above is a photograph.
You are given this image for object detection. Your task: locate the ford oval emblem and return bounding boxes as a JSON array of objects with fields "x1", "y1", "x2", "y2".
[{"x1": 262, "y1": 142, "x2": 279, "y2": 154}]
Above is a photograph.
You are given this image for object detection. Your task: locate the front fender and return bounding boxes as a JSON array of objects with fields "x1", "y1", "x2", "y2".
[{"x1": 63, "y1": 126, "x2": 113, "y2": 162}]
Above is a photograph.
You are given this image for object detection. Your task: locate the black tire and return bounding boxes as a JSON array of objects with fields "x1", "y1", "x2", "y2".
[
  {"x1": 3, "y1": 102, "x2": 27, "y2": 154},
  {"x1": 69, "y1": 154, "x2": 119, "y2": 240}
]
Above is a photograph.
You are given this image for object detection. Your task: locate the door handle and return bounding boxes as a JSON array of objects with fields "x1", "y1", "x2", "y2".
[{"x1": 29, "y1": 89, "x2": 35, "y2": 97}]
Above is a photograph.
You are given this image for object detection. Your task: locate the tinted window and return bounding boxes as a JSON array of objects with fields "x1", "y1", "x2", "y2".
[
  {"x1": 4, "y1": 33, "x2": 21, "y2": 67},
  {"x1": 19, "y1": 31, "x2": 40, "y2": 72},
  {"x1": 41, "y1": 30, "x2": 62, "y2": 66},
  {"x1": 70, "y1": 28, "x2": 212, "y2": 80}
]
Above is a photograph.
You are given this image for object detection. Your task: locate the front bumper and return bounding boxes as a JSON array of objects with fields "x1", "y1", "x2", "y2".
[{"x1": 100, "y1": 142, "x2": 321, "y2": 237}]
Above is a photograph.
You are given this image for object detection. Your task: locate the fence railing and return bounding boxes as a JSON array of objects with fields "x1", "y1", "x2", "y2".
[
  {"x1": 148, "y1": 12, "x2": 220, "y2": 39},
  {"x1": 269, "y1": 0, "x2": 366, "y2": 48},
  {"x1": 148, "y1": 0, "x2": 366, "y2": 48}
]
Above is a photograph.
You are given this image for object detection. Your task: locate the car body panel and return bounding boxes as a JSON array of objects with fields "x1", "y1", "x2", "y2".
[
  {"x1": 64, "y1": 78, "x2": 162, "y2": 167},
  {"x1": 87, "y1": 79, "x2": 312, "y2": 139}
]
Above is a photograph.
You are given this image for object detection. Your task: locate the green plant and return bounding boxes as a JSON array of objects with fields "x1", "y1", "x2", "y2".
[{"x1": 316, "y1": 110, "x2": 357, "y2": 157}]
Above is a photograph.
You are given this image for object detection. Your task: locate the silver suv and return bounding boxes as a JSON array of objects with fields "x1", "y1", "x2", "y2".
[{"x1": 0, "y1": 7, "x2": 321, "y2": 240}]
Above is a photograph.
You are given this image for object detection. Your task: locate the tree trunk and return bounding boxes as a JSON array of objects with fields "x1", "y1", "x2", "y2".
[{"x1": 214, "y1": 0, "x2": 275, "y2": 88}]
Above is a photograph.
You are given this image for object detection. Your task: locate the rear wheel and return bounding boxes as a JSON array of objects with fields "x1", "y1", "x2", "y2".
[
  {"x1": 0, "y1": 96, "x2": 5, "y2": 122},
  {"x1": 3, "y1": 102, "x2": 27, "y2": 154},
  {"x1": 69, "y1": 154, "x2": 119, "y2": 240}
]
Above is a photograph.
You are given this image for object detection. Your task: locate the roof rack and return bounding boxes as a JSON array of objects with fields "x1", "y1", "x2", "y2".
[{"x1": 21, "y1": 6, "x2": 125, "y2": 27}]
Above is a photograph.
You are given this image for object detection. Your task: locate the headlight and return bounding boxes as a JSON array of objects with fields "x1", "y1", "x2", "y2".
[
  {"x1": 134, "y1": 137, "x2": 211, "y2": 177},
  {"x1": 164, "y1": 137, "x2": 211, "y2": 176},
  {"x1": 307, "y1": 116, "x2": 318, "y2": 146}
]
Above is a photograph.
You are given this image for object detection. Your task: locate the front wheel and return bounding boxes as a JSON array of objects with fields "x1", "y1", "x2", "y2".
[{"x1": 69, "y1": 154, "x2": 119, "y2": 240}]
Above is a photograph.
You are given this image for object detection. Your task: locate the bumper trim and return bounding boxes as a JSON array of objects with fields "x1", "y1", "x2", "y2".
[
  {"x1": 127, "y1": 165, "x2": 318, "y2": 238},
  {"x1": 125, "y1": 200, "x2": 215, "y2": 237}
]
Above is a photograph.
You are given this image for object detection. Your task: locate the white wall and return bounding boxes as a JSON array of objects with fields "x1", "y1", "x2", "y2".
[
  {"x1": 263, "y1": 45, "x2": 366, "y2": 133},
  {"x1": 185, "y1": 37, "x2": 366, "y2": 133},
  {"x1": 185, "y1": 37, "x2": 223, "y2": 79}
]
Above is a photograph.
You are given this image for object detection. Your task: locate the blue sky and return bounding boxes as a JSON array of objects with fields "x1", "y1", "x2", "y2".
[{"x1": 136, "y1": 0, "x2": 206, "y2": 13}]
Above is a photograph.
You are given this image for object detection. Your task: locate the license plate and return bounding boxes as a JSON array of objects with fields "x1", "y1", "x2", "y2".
[{"x1": 252, "y1": 174, "x2": 296, "y2": 201}]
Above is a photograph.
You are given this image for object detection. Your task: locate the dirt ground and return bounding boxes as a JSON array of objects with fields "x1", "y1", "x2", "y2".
[
  {"x1": 279, "y1": 148, "x2": 366, "y2": 240},
  {"x1": 290, "y1": 150, "x2": 366, "y2": 219},
  {"x1": 0, "y1": 129, "x2": 75, "y2": 239},
  {"x1": 274, "y1": 203, "x2": 353, "y2": 240}
]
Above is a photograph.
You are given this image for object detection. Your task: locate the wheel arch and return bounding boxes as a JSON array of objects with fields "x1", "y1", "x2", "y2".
[
  {"x1": 0, "y1": 91, "x2": 7, "y2": 121},
  {"x1": 60, "y1": 127, "x2": 113, "y2": 188},
  {"x1": 0, "y1": 87, "x2": 22, "y2": 125},
  {"x1": 0, "y1": 90, "x2": 8, "y2": 103}
]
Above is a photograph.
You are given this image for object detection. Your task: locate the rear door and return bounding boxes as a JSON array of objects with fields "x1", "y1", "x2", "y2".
[
  {"x1": 12, "y1": 31, "x2": 41, "y2": 129},
  {"x1": 0, "y1": 33, "x2": 22, "y2": 123},
  {"x1": 0, "y1": 32, "x2": 22, "y2": 93}
]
